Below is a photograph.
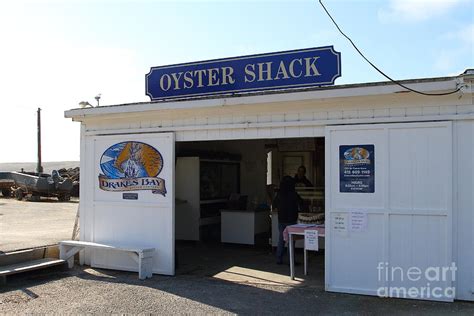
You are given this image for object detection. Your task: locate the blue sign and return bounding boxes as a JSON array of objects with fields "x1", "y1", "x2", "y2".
[
  {"x1": 146, "y1": 46, "x2": 341, "y2": 100},
  {"x1": 339, "y1": 145, "x2": 375, "y2": 193}
]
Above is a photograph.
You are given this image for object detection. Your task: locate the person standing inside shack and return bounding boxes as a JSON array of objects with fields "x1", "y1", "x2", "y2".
[
  {"x1": 273, "y1": 176, "x2": 304, "y2": 264},
  {"x1": 294, "y1": 165, "x2": 313, "y2": 187}
]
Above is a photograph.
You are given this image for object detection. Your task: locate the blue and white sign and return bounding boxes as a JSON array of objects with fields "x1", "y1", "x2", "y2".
[
  {"x1": 146, "y1": 46, "x2": 341, "y2": 100},
  {"x1": 339, "y1": 144, "x2": 375, "y2": 193}
]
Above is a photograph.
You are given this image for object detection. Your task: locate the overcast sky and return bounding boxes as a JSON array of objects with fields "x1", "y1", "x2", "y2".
[{"x1": 0, "y1": 0, "x2": 472, "y2": 163}]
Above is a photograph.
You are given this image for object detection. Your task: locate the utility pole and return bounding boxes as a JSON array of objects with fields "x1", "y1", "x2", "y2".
[{"x1": 37, "y1": 107, "x2": 43, "y2": 174}]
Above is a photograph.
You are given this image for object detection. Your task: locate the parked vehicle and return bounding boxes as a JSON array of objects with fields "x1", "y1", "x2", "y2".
[
  {"x1": 1, "y1": 171, "x2": 73, "y2": 201},
  {"x1": 0, "y1": 172, "x2": 15, "y2": 197}
]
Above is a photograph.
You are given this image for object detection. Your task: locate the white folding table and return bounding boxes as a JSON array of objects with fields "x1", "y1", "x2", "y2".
[{"x1": 285, "y1": 225, "x2": 325, "y2": 280}]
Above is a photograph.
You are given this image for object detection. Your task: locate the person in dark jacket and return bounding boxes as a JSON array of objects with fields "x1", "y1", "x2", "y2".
[
  {"x1": 273, "y1": 176, "x2": 304, "y2": 264},
  {"x1": 294, "y1": 165, "x2": 313, "y2": 187}
]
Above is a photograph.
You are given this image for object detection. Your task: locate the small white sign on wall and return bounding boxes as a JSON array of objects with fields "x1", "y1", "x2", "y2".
[
  {"x1": 304, "y1": 229, "x2": 319, "y2": 251},
  {"x1": 350, "y1": 210, "x2": 367, "y2": 232},
  {"x1": 332, "y1": 212, "x2": 348, "y2": 235}
]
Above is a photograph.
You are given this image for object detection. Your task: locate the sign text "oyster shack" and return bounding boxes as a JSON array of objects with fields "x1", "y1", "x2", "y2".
[{"x1": 146, "y1": 46, "x2": 341, "y2": 100}]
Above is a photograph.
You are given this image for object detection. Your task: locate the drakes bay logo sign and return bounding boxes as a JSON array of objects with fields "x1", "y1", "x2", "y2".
[
  {"x1": 339, "y1": 145, "x2": 375, "y2": 194},
  {"x1": 99, "y1": 141, "x2": 167, "y2": 196},
  {"x1": 146, "y1": 46, "x2": 341, "y2": 100}
]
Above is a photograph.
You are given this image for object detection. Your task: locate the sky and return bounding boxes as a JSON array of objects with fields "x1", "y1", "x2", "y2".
[{"x1": 0, "y1": 0, "x2": 472, "y2": 163}]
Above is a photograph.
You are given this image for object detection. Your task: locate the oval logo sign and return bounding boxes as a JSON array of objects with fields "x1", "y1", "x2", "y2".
[
  {"x1": 98, "y1": 141, "x2": 166, "y2": 196},
  {"x1": 343, "y1": 147, "x2": 370, "y2": 161}
]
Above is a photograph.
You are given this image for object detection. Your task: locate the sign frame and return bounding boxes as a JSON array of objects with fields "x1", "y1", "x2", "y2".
[
  {"x1": 146, "y1": 46, "x2": 341, "y2": 100},
  {"x1": 339, "y1": 144, "x2": 375, "y2": 193}
]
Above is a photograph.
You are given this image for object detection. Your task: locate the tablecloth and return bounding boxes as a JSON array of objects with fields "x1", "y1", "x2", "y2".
[{"x1": 283, "y1": 224, "x2": 325, "y2": 242}]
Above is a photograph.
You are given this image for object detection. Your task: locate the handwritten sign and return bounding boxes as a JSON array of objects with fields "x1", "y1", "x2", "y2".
[
  {"x1": 350, "y1": 211, "x2": 367, "y2": 232},
  {"x1": 304, "y1": 229, "x2": 319, "y2": 251},
  {"x1": 332, "y1": 212, "x2": 348, "y2": 235}
]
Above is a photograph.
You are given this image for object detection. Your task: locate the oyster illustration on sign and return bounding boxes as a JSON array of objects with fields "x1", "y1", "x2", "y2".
[
  {"x1": 99, "y1": 141, "x2": 166, "y2": 196},
  {"x1": 343, "y1": 147, "x2": 371, "y2": 165}
]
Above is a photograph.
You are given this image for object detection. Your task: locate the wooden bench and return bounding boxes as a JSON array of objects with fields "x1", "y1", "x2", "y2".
[
  {"x1": 0, "y1": 258, "x2": 66, "y2": 284},
  {"x1": 59, "y1": 240, "x2": 154, "y2": 280}
]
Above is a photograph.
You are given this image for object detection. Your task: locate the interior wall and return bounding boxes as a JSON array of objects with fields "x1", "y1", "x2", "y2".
[
  {"x1": 269, "y1": 138, "x2": 324, "y2": 187},
  {"x1": 176, "y1": 137, "x2": 325, "y2": 203},
  {"x1": 176, "y1": 140, "x2": 268, "y2": 206}
]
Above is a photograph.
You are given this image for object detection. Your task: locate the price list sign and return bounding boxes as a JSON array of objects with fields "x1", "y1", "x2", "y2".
[{"x1": 339, "y1": 144, "x2": 375, "y2": 193}]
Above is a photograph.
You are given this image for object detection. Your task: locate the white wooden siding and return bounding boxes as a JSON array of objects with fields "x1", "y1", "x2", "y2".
[
  {"x1": 80, "y1": 95, "x2": 474, "y2": 141},
  {"x1": 452, "y1": 120, "x2": 474, "y2": 301}
]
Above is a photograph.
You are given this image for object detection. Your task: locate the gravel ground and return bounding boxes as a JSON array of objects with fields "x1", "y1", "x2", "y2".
[
  {"x1": 1, "y1": 197, "x2": 473, "y2": 314},
  {"x1": 1, "y1": 262, "x2": 474, "y2": 315},
  {"x1": 0, "y1": 198, "x2": 77, "y2": 252}
]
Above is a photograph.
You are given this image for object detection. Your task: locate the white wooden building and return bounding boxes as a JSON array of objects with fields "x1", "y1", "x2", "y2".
[{"x1": 65, "y1": 71, "x2": 474, "y2": 302}]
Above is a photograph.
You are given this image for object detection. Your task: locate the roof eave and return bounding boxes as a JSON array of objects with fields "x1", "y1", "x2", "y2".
[{"x1": 65, "y1": 76, "x2": 461, "y2": 120}]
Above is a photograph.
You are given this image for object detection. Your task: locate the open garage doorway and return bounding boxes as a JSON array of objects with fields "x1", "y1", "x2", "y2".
[{"x1": 174, "y1": 137, "x2": 326, "y2": 285}]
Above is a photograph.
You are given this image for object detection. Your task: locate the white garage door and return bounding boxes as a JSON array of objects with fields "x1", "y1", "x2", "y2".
[
  {"x1": 325, "y1": 122, "x2": 453, "y2": 302},
  {"x1": 86, "y1": 132, "x2": 175, "y2": 275}
]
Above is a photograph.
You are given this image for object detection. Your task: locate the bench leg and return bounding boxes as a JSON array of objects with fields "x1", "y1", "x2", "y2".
[
  {"x1": 128, "y1": 253, "x2": 143, "y2": 279},
  {"x1": 67, "y1": 257, "x2": 74, "y2": 268},
  {"x1": 144, "y1": 255, "x2": 153, "y2": 279},
  {"x1": 138, "y1": 254, "x2": 144, "y2": 280},
  {"x1": 59, "y1": 245, "x2": 83, "y2": 269},
  {"x1": 138, "y1": 252, "x2": 154, "y2": 280}
]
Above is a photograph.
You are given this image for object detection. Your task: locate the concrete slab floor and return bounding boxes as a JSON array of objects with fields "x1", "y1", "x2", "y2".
[
  {"x1": 176, "y1": 241, "x2": 324, "y2": 288},
  {"x1": 1, "y1": 243, "x2": 473, "y2": 314},
  {"x1": 0, "y1": 198, "x2": 78, "y2": 253}
]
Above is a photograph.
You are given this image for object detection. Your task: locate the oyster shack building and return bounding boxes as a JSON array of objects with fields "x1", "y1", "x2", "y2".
[{"x1": 65, "y1": 47, "x2": 474, "y2": 302}]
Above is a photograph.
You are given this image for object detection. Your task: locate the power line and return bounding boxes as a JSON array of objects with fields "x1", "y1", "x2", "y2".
[{"x1": 318, "y1": 0, "x2": 461, "y2": 96}]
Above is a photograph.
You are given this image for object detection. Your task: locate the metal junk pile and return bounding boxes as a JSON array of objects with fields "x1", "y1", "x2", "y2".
[
  {"x1": 0, "y1": 168, "x2": 78, "y2": 201},
  {"x1": 58, "y1": 167, "x2": 80, "y2": 197},
  {"x1": 0, "y1": 108, "x2": 80, "y2": 201}
]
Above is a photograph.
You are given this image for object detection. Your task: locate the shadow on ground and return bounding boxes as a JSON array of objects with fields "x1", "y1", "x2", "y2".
[{"x1": 1, "y1": 243, "x2": 474, "y2": 314}]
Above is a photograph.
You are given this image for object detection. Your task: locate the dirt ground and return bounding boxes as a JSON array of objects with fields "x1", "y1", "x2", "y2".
[
  {"x1": 1, "y1": 243, "x2": 474, "y2": 314},
  {"x1": 0, "y1": 198, "x2": 78, "y2": 253}
]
